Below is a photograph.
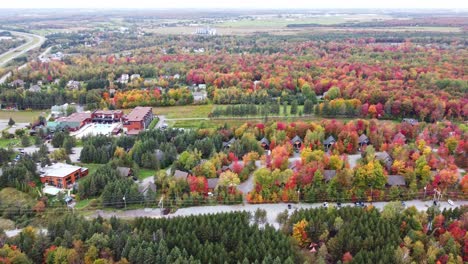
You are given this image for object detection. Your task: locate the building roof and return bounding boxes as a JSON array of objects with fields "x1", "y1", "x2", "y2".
[
  {"x1": 117, "y1": 167, "x2": 131, "y2": 177},
  {"x1": 174, "y1": 170, "x2": 189, "y2": 180},
  {"x1": 387, "y1": 175, "x2": 406, "y2": 186},
  {"x1": 94, "y1": 110, "x2": 123, "y2": 116},
  {"x1": 393, "y1": 132, "x2": 407, "y2": 142},
  {"x1": 222, "y1": 138, "x2": 235, "y2": 148},
  {"x1": 291, "y1": 135, "x2": 303, "y2": 145},
  {"x1": 376, "y1": 151, "x2": 393, "y2": 169},
  {"x1": 402, "y1": 118, "x2": 418, "y2": 125},
  {"x1": 56, "y1": 112, "x2": 92, "y2": 123},
  {"x1": 376, "y1": 151, "x2": 392, "y2": 162},
  {"x1": 126, "y1": 129, "x2": 141, "y2": 136},
  {"x1": 125, "y1": 106, "x2": 152, "y2": 122},
  {"x1": 40, "y1": 163, "x2": 84, "y2": 178},
  {"x1": 260, "y1": 137, "x2": 270, "y2": 145},
  {"x1": 323, "y1": 136, "x2": 336, "y2": 146},
  {"x1": 324, "y1": 170, "x2": 337, "y2": 182},
  {"x1": 207, "y1": 178, "x2": 219, "y2": 189},
  {"x1": 358, "y1": 134, "x2": 370, "y2": 144},
  {"x1": 138, "y1": 182, "x2": 156, "y2": 194}
]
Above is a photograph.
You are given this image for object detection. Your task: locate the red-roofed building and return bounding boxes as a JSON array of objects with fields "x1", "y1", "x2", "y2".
[
  {"x1": 124, "y1": 107, "x2": 153, "y2": 134},
  {"x1": 92, "y1": 110, "x2": 124, "y2": 123},
  {"x1": 54, "y1": 112, "x2": 93, "y2": 131}
]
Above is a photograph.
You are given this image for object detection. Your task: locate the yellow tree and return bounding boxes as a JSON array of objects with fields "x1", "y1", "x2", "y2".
[{"x1": 292, "y1": 219, "x2": 311, "y2": 247}]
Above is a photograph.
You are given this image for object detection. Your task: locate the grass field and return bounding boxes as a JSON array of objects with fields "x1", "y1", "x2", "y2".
[
  {"x1": 0, "y1": 110, "x2": 47, "y2": 122},
  {"x1": 76, "y1": 163, "x2": 104, "y2": 175},
  {"x1": 75, "y1": 199, "x2": 91, "y2": 209},
  {"x1": 138, "y1": 168, "x2": 155, "y2": 180},
  {"x1": 0, "y1": 138, "x2": 20, "y2": 148}
]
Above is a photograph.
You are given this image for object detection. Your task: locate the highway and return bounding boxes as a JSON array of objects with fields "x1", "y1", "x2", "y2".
[
  {"x1": 0, "y1": 31, "x2": 47, "y2": 84},
  {"x1": 0, "y1": 31, "x2": 45, "y2": 67}
]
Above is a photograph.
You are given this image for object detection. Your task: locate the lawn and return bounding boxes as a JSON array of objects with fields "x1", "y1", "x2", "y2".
[
  {"x1": 0, "y1": 138, "x2": 20, "y2": 148},
  {"x1": 76, "y1": 163, "x2": 104, "y2": 175},
  {"x1": 0, "y1": 110, "x2": 47, "y2": 122},
  {"x1": 74, "y1": 199, "x2": 91, "y2": 209},
  {"x1": 148, "y1": 117, "x2": 159, "y2": 129},
  {"x1": 138, "y1": 168, "x2": 155, "y2": 180},
  {"x1": 213, "y1": 104, "x2": 305, "y2": 117}
]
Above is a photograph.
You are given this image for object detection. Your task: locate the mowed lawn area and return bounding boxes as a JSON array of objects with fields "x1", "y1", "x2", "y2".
[
  {"x1": 0, "y1": 110, "x2": 47, "y2": 122},
  {"x1": 122, "y1": 104, "x2": 213, "y2": 119}
]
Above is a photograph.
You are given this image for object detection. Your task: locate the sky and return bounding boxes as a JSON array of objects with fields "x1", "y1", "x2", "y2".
[{"x1": 1, "y1": 0, "x2": 467, "y2": 9}]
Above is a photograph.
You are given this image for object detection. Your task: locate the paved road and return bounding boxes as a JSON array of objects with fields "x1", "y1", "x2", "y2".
[
  {"x1": 90, "y1": 200, "x2": 468, "y2": 229},
  {"x1": 154, "y1": 115, "x2": 167, "y2": 129},
  {"x1": 0, "y1": 31, "x2": 45, "y2": 67}
]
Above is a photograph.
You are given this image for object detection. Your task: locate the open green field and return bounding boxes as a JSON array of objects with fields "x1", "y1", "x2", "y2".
[
  {"x1": 218, "y1": 14, "x2": 394, "y2": 28},
  {"x1": 0, "y1": 110, "x2": 47, "y2": 122}
]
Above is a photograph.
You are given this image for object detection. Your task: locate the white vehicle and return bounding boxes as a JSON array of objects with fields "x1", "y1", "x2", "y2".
[
  {"x1": 323, "y1": 202, "x2": 328, "y2": 208},
  {"x1": 448, "y1": 199, "x2": 454, "y2": 206}
]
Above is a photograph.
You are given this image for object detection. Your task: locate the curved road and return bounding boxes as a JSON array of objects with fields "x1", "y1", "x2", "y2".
[{"x1": 0, "y1": 31, "x2": 45, "y2": 67}]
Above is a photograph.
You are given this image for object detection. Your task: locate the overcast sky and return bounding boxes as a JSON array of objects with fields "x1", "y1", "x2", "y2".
[{"x1": 2, "y1": 0, "x2": 467, "y2": 9}]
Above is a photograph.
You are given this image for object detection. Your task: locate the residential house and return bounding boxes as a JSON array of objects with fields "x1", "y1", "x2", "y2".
[
  {"x1": 386, "y1": 175, "x2": 406, "y2": 187},
  {"x1": 207, "y1": 178, "x2": 219, "y2": 192},
  {"x1": 193, "y1": 91, "x2": 208, "y2": 102},
  {"x1": 291, "y1": 135, "x2": 303, "y2": 151},
  {"x1": 324, "y1": 170, "x2": 337, "y2": 182},
  {"x1": 393, "y1": 132, "x2": 407, "y2": 143},
  {"x1": 130, "y1": 74, "x2": 141, "y2": 81},
  {"x1": 118, "y1": 74, "x2": 129, "y2": 84},
  {"x1": 67, "y1": 80, "x2": 81, "y2": 90},
  {"x1": 323, "y1": 136, "x2": 336, "y2": 149},
  {"x1": 117, "y1": 167, "x2": 133, "y2": 178},
  {"x1": 174, "y1": 170, "x2": 189, "y2": 181},
  {"x1": 260, "y1": 137, "x2": 270, "y2": 150},
  {"x1": 9, "y1": 79, "x2": 24, "y2": 88},
  {"x1": 138, "y1": 182, "x2": 157, "y2": 196},
  {"x1": 402, "y1": 118, "x2": 418, "y2": 126},
  {"x1": 29, "y1": 85, "x2": 41, "y2": 93},
  {"x1": 222, "y1": 138, "x2": 236, "y2": 149},
  {"x1": 39, "y1": 163, "x2": 88, "y2": 188},
  {"x1": 376, "y1": 151, "x2": 393, "y2": 171},
  {"x1": 358, "y1": 134, "x2": 370, "y2": 147}
]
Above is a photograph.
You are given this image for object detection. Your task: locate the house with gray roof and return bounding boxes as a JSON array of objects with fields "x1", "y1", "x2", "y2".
[{"x1": 386, "y1": 175, "x2": 406, "y2": 187}]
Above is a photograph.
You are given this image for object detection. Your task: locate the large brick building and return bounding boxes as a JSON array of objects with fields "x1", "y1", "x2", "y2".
[
  {"x1": 40, "y1": 163, "x2": 89, "y2": 188},
  {"x1": 123, "y1": 106, "x2": 153, "y2": 134},
  {"x1": 48, "y1": 112, "x2": 93, "y2": 132}
]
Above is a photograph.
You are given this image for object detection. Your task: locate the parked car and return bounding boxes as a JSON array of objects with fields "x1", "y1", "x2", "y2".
[
  {"x1": 323, "y1": 202, "x2": 329, "y2": 208},
  {"x1": 355, "y1": 201, "x2": 365, "y2": 207}
]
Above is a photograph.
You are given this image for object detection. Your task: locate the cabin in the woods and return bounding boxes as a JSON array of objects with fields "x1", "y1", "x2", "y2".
[
  {"x1": 291, "y1": 135, "x2": 303, "y2": 152},
  {"x1": 260, "y1": 137, "x2": 270, "y2": 150}
]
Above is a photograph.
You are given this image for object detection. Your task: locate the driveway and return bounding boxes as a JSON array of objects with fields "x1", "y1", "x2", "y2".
[{"x1": 154, "y1": 115, "x2": 167, "y2": 129}]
